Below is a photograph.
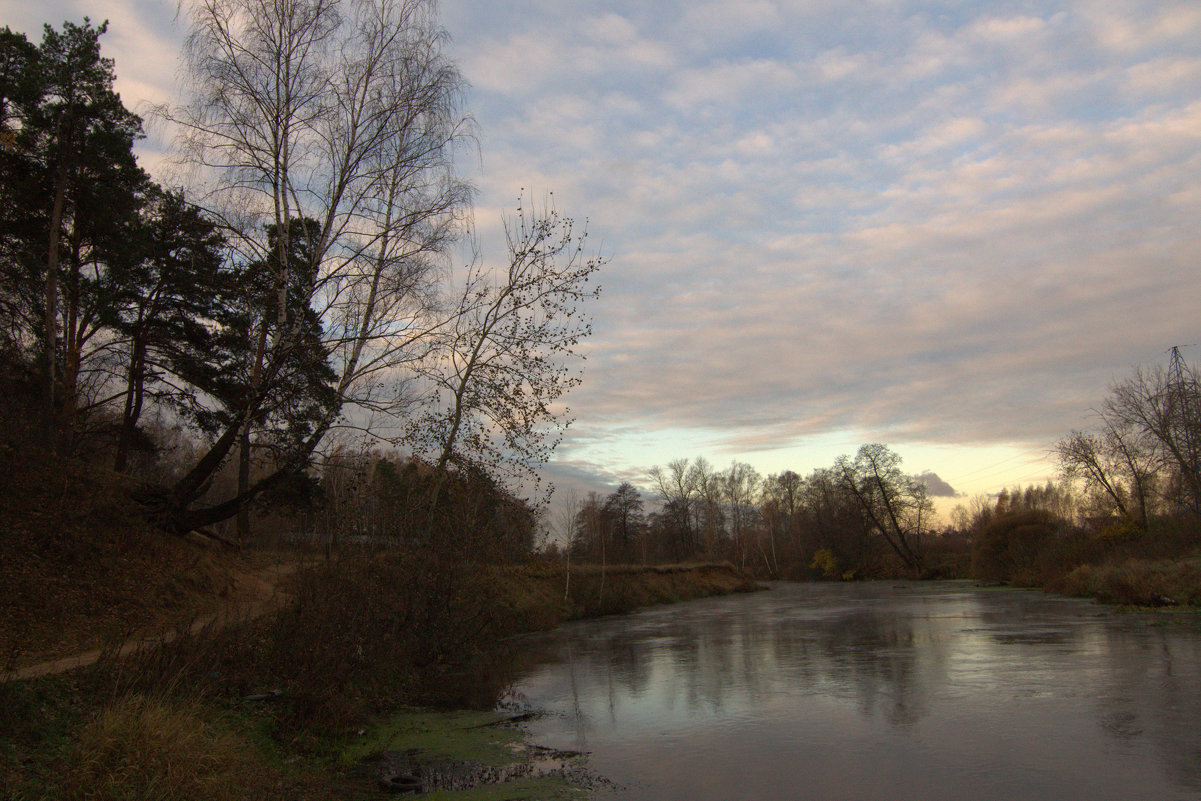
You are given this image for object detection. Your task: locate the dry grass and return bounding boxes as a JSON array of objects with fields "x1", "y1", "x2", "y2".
[
  {"x1": 64, "y1": 694, "x2": 278, "y2": 801},
  {"x1": 0, "y1": 449, "x2": 290, "y2": 672}
]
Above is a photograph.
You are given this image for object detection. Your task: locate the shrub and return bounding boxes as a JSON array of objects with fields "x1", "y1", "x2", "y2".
[
  {"x1": 1094, "y1": 517, "x2": 1142, "y2": 543},
  {"x1": 920, "y1": 532, "x2": 973, "y2": 579},
  {"x1": 99, "y1": 549, "x2": 516, "y2": 731},
  {"x1": 810, "y1": 548, "x2": 840, "y2": 580},
  {"x1": 970, "y1": 510, "x2": 1060, "y2": 585},
  {"x1": 264, "y1": 551, "x2": 511, "y2": 715},
  {"x1": 1054, "y1": 559, "x2": 1201, "y2": 606}
]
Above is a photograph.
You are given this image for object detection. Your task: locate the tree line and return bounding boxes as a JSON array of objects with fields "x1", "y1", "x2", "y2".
[
  {"x1": 559, "y1": 351, "x2": 1199, "y2": 580},
  {"x1": 0, "y1": 3, "x2": 601, "y2": 544},
  {"x1": 557, "y1": 443, "x2": 940, "y2": 579}
]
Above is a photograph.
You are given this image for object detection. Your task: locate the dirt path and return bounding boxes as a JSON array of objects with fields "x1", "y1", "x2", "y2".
[{"x1": 5, "y1": 559, "x2": 303, "y2": 681}]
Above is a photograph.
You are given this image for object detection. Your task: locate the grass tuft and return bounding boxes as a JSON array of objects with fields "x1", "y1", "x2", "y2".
[{"x1": 64, "y1": 694, "x2": 276, "y2": 801}]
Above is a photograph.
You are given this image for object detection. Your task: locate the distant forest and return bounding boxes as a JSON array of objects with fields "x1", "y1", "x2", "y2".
[{"x1": 556, "y1": 348, "x2": 1200, "y2": 581}]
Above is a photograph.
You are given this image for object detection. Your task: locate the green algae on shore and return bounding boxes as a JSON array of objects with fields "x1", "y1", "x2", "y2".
[{"x1": 342, "y1": 708, "x2": 598, "y2": 799}]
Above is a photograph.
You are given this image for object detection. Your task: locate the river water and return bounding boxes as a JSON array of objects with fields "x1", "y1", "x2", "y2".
[{"x1": 509, "y1": 582, "x2": 1201, "y2": 800}]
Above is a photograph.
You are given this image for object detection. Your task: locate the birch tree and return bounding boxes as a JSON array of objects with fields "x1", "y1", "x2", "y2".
[
  {"x1": 145, "y1": 0, "x2": 473, "y2": 534},
  {"x1": 407, "y1": 200, "x2": 602, "y2": 510},
  {"x1": 723, "y1": 461, "x2": 761, "y2": 570}
]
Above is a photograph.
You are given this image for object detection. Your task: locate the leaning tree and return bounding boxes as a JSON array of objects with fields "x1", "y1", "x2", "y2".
[{"x1": 837, "y1": 443, "x2": 932, "y2": 573}]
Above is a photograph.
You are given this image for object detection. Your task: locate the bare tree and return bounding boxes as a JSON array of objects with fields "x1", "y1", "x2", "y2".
[
  {"x1": 1103, "y1": 354, "x2": 1201, "y2": 514},
  {"x1": 760, "y1": 470, "x2": 801, "y2": 572},
  {"x1": 407, "y1": 199, "x2": 603, "y2": 510},
  {"x1": 1056, "y1": 430, "x2": 1139, "y2": 523},
  {"x1": 146, "y1": 0, "x2": 473, "y2": 534},
  {"x1": 723, "y1": 461, "x2": 761, "y2": 571},
  {"x1": 603, "y1": 482, "x2": 643, "y2": 555},
  {"x1": 770, "y1": 470, "x2": 803, "y2": 521},
  {"x1": 555, "y1": 487, "x2": 580, "y2": 599},
  {"x1": 837, "y1": 443, "x2": 930, "y2": 573},
  {"x1": 649, "y1": 458, "x2": 698, "y2": 556},
  {"x1": 1058, "y1": 352, "x2": 1201, "y2": 526},
  {"x1": 1104, "y1": 419, "x2": 1157, "y2": 523},
  {"x1": 574, "y1": 491, "x2": 609, "y2": 594},
  {"x1": 689, "y1": 456, "x2": 724, "y2": 552}
]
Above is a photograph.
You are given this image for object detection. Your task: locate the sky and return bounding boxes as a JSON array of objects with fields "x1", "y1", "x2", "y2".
[{"x1": 9, "y1": 0, "x2": 1201, "y2": 516}]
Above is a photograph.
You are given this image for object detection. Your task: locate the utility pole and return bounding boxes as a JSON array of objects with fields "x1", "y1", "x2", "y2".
[{"x1": 1167, "y1": 345, "x2": 1201, "y2": 513}]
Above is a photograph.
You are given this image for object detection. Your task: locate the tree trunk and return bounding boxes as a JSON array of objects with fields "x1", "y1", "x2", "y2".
[
  {"x1": 114, "y1": 335, "x2": 147, "y2": 473},
  {"x1": 43, "y1": 143, "x2": 70, "y2": 452},
  {"x1": 237, "y1": 315, "x2": 271, "y2": 540},
  {"x1": 237, "y1": 425, "x2": 251, "y2": 540}
]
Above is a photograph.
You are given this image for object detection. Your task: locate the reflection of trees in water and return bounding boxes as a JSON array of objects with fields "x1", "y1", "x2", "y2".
[
  {"x1": 606, "y1": 632, "x2": 652, "y2": 696},
  {"x1": 805, "y1": 605, "x2": 940, "y2": 728},
  {"x1": 518, "y1": 586, "x2": 1201, "y2": 797},
  {"x1": 545, "y1": 589, "x2": 961, "y2": 729},
  {"x1": 1093, "y1": 626, "x2": 1201, "y2": 790}
]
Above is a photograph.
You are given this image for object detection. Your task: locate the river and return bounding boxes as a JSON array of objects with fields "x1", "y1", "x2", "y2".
[{"x1": 509, "y1": 581, "x2": 1201, "y2": 800}]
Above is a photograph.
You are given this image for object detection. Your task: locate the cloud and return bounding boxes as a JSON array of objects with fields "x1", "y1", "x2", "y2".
[
  {"x1": 21, "y1": 0, "x2": 1201, "y2": 502},
  {"x1": 916, "y1": 472, "x2": 960, "y2": 498},
  {"x1": 677, "y1": 0, "x2": 783, "y2": 47},
  {"x1": 1085, "y1": 3, "x2": 1201, "y2": 54},
  {"x1": 966, "y1": 15, "x2": 1047, "y2": 41},
  {"x1": 1122, "y1": 55, "x2": 1201, "y2": 95},
  {"x1": 664, "y1": 58, "x2": 801, "y2": 110}
]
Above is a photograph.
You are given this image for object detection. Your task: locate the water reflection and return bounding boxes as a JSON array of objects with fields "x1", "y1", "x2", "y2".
[
  {"x1": 1092, "y1": 624, "x2": 1201, "y2": 790},
  {"x1": 512, "y1": 582, "x2": 1201, "y2": 801}
]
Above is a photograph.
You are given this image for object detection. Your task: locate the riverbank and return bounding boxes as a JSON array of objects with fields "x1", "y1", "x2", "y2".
[
  {"x1": 496, "y1": 561, "x2": 761, "y2": 627},
  {"x1": 0, "y1": 553, "x2": 756, "y2": 800},
  {"x1": 1047, "y1": 555, "x2": 1201, "y2": 608},
  {"x1": 966, "y1": 511, "x2": 1201, "y2": 608}
]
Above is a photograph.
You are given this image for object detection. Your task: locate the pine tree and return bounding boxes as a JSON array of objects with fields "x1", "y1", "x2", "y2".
[{"x1": 0, "y1": 20, "x2": 147, "y2": 452}]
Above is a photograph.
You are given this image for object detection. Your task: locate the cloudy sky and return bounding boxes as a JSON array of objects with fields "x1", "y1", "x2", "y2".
[{"x1": 11, "y1": 0, "x2": 1201, "y2": 511}]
